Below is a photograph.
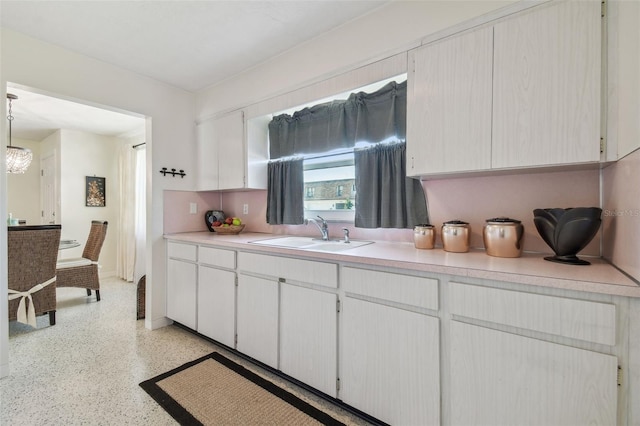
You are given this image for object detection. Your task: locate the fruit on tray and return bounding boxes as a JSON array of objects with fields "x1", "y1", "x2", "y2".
[{"x1": 212, "y1": 217, "x2": 242, "y2": 227}]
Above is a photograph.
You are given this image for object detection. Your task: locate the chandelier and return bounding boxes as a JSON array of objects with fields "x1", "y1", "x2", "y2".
[{"x1": 6, "y1": 93, "x2": 32, "y2": 174}]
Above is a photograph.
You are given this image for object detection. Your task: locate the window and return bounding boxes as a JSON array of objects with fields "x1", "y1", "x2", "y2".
[
  {"x1": 305, "y1": 187, "x2": 315, "y2": 198},
  {"x1": 303, "y1": 150, "x2": 355, "y2": 221},
  {"x1": 267, "y1": 74, "x2": 408, "y2": 224}
]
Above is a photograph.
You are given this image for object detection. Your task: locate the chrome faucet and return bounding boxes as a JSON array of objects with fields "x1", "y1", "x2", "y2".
[
  {"x1": 305, "y1": 215, "x2": 329, "y2": 241},
  {"x1": 342, "y1": 227, "x2": 350, "y2": 244}
]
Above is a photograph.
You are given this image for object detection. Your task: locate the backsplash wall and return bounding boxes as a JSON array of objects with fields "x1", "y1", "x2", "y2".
[
  {"x1": 163, "y1": 190, "x2": 222, "y2": 234},
  {"x1": 164, "y1": 168, "x2": 601, "y2": 256},
  {"x1": 602, "y1": 148, "x2": 640, "y2": 280}
]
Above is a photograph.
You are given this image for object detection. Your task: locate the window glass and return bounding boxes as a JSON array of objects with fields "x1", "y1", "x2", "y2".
[{"x1": 303, "y1": 150, "x2": 355, "y2": 221}]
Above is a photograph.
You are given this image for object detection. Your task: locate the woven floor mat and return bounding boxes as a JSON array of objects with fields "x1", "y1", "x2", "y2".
[{"x1": 140, "y1": 352, "x2": 345, "y2": 426}]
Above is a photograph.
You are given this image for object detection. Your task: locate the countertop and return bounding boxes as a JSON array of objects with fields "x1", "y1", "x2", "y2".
[{"x1": 165, "y1": 231, "x2": 640, "y2": 298}]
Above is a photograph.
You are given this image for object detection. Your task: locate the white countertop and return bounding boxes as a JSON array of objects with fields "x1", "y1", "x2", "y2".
[{"x1": 165, "y1": 231, "x2": 640, "y2": 298}]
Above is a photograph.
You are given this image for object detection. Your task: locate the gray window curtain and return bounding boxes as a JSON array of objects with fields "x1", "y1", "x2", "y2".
[
  {"x1": 269, "y1": 81, "x2": 406, "y2": 158},
  {"x1": 354, "y1": 141, "x2": 428, "y2": 229},
  {"x1": 266, "y1": 158, "x2": 304, "y2": 225}
]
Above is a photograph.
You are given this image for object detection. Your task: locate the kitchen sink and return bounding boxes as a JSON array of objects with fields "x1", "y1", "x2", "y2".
[{"x1": 249, "y1": 236, "x2": 373, "y2": 252}]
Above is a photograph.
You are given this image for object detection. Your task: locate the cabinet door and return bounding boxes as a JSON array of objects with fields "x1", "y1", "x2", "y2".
[
  {"x1": 407, "y1": 27, "x2": 493, "y2": 175},
  {"x1": 492, "y1": 0, "x2": 601, "y2": 168},
  {"x1": 236, "y1": 274, "x2": 279, "y2": 369},
  {"x1": 280, "y1": 284, "x2": 337, "y2": 397},
  {"x1": 197, "y1": 266, "x2": 236, "y2": 348},
  {"x1": 166, "y1": 258, "x2": 197, "y2": 329},
  {"x1": 450, "y1": 321, "x2": 617, "y2": 425},
  {"x1": 196, "y1": 110, "x2": 245, "y2": 190},
  {"x1": 340, "y1": 297, "x2": 440, "y2": 425},
  {"x1": 196, "y1": 119, "x2": 219, "y2": 191},
  {"x1": 216, "y1": 110, "x2": 245, "y2": 190}
]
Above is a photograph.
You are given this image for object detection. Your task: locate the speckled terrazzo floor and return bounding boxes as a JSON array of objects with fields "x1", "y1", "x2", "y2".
[{"x1": 1, "y1": 277, "x2": 373, "y2": 426}]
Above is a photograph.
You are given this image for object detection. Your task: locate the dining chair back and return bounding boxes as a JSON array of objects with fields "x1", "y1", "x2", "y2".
[
  {"x1": 56, "y1": 221, "x2": 108, "y2": 301},
  {"x1": 8, "y1": 225, "x2": 61, "y2": 327}
]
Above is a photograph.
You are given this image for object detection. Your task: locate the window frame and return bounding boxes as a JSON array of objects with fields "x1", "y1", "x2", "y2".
[{"x1": 303, "y1": 150, "x2": 356, "y2": 222}]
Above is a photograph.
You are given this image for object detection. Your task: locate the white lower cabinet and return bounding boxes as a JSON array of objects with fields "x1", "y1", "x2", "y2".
[
  {"x1": 450, "y1": 321, "x2": 618, "y2": 426},
  {"x1": 280, "y1": 283, "x2": 337, "y2": 397},
  {"x1": 340, "y1": 297, "x2": 440, "y2": 425},
  {"x1": 197, "y1": 265, "x2": 236, "y2": 348},
  {"x1": 236, "y1": 274, "x2": 279, "y2": 369},
  {"x1": 166, "y1": 258, "x2": 197, "y2": 330},
  {"x1": 166, "y1": 241, "x2": 632, "y2": 425}
]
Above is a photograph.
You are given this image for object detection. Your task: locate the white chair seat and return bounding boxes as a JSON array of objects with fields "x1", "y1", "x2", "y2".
[{"x1": 56, "y1": 257, "x2": 92, "y2": 269}]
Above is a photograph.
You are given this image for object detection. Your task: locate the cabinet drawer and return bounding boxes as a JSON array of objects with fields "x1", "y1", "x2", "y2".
[
  {"x1": 167, "y1": 242, "x2": 197, "y2": 262},
  {"x1": 199, "y1": 246, "x2": 235, "y2": 269},
  {"x1": 237, "y1": 252, "x2": 337, "y2": 288},
  {"x1": 449, "y1": 282, "x2": 616, "y2": 345},
  {"x1": 343, "y1": 267, "x2": 438, "y2": 311}
]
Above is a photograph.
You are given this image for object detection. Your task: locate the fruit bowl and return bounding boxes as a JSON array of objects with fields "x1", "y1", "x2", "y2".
[{"x1": 211, "y1": 224, "x2": 245, "y2": 235}]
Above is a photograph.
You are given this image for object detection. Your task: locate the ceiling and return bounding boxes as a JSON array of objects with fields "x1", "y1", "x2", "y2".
[
  {"x1": 1, "y1": 0, "x2": 387, "y2": 141},
  {"x1": 6, "y1": 86, "x2": 146, "y2": 141}
]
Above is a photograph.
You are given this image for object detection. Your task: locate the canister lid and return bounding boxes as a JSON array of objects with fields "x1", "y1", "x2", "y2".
[
  {"x1": 486, "y1": 217, "x2": 521, "y2": 224},
  {"x1": 414, "y1": 223, "x2": 433, "y2": 228},
  {"x1": 443, "y1": 220, "x2": 468, "y2": 226}
]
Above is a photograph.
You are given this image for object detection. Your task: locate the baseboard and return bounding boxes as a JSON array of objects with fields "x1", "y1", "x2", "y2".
[
  {"x1": 99, "y1": 270, "x2": 116, "y2": 279},
  {"x1": 0, "y1": 362, "x2": 9, "y2": 379},
  {"x1": 145, "y1": 316, "x2": 172, "y2": 330}
]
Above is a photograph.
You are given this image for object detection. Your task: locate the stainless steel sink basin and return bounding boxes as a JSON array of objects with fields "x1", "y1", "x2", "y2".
[{"x1": 249, "y1": 236, "x2": 373, "y2": 252}]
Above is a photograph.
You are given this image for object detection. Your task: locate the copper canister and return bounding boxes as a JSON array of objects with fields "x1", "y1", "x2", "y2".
[
  {"x1": 483, "y1": 217, "x2": 524, "y2": 258},
  {"x1": 414, "y1": 224, "x2": 435, "y2": 249},
  {"x1": 441, "y1": 220, "x2": 470, "y2": 253}
]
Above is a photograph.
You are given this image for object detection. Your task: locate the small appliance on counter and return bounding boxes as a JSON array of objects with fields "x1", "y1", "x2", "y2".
[
  {"x1": 205, "y1": 210, "x2": 226, "y2": 232},
  {"x1": 533, "y1": 207, "x2": 602, "y2": 265},
  {"x1": 483, "y1": 217, "x2": 524, "y2": 258},
  {"x1": 441, "y1": 220, "x2": 470, "y2": 253},
  {"x1": 414, "y1": 224, "x2": 435, "y2": 249}
]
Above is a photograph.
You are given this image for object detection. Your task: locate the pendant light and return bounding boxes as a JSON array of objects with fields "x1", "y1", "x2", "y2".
[{"x1": 6, "y1": 93, "x2": 32, "y2": 174}]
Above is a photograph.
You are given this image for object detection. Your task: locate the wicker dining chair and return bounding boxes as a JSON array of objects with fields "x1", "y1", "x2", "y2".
[
  {"x1": 56, "y1": 221, "x2": 108, "y2": 301},
  {"x1": 8, "y1": 225, "x2": 61, "y2": 327}
]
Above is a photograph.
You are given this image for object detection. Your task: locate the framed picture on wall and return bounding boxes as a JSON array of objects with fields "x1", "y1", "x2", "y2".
[{"x1": 86, "y1": 176, "x2": 106, "y2": 207}]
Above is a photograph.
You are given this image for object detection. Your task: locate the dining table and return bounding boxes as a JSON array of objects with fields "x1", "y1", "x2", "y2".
[{"x1": 59, "y1": 239, "x2": 80, "y2": 250}]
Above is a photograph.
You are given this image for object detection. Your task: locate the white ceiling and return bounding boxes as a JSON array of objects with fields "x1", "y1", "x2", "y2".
[
  {"x1": 1, "y1": 0, "x2": 387, "y2": 141},
  {"x1": 6, "y1": 86, "x2": 146, "y2": 141}
]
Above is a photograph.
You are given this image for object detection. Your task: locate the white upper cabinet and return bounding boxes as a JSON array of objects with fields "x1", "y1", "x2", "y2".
[
  {"x1": 492, "y1": 0, "x2": 601, "y2": 169},
  {"x1": 407, "y1": 0, "x2": 603, "y2": 177},
  {"x1": 606, "y1": 0, "x2": 640, "y2": 159},
  {"x1": 407, "y1": 26, "x2": 493, "y2": 175},
  {"x1": 196, "y1": 110, "x2": 268, "y2": 191}
]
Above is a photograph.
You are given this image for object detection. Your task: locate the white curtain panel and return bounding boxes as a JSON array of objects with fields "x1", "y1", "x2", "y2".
[
  {"x1": 133, "y1": 147, "x2": 146, "y2": 283},
  {"x1": 116, "y1": 142, "x2": 137, "y2": 282}
]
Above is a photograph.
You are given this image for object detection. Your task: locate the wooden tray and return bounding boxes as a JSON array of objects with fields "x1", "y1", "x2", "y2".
[{"x1": 211, "y1": 224, "x2": 245, "y2": 234}]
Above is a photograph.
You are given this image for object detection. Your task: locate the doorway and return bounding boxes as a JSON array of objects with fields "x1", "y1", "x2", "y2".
[{"x1": 5, "y1": 83, "x2": 147, "y2": 311}]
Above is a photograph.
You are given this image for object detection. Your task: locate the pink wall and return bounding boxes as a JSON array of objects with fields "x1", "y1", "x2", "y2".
[
  {"x1": 423, "y1": 169, "x2": 601, "y2": 255},
  {"x1": 165, "y1": 168, "x2": 604, "y2": 257},
  {"x1": 602, "y1": 148, "x2": 640, "y2": 280},
  {"x1": 163, "y1": 190, "x2": 222, "y2": 234},
  {"x1": 221, "y1": 189, "x2": 415, "y2": 243}
]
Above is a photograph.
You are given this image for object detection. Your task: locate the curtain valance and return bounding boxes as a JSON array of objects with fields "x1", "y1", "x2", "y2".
[{"x1": 268, "y1": 80, "x2": 406, "y2": 159}]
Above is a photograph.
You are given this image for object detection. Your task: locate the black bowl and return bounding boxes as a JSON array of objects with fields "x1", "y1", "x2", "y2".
[{"x1": 533, "y1": 207, "x2": 602, "y2": 265}]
